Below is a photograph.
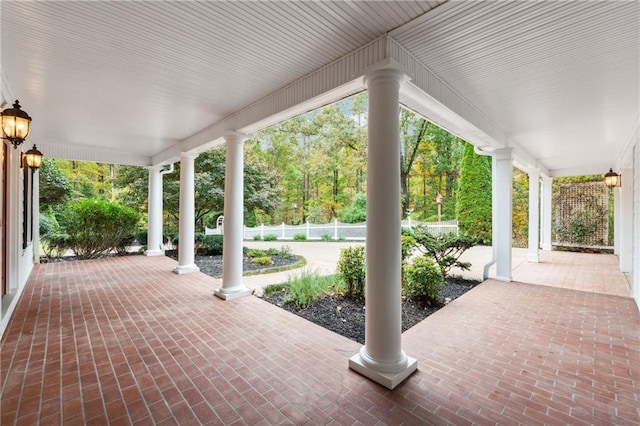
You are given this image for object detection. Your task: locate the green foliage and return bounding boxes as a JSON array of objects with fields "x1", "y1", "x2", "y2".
[
  {"x1": 283, "y1": 272, "x2": 338, "y2": 308},
  {"x1": 403, "y1": 257, "x2": 445, "y2": 302},
  {"x1": 413, "y1": 227, "x2": 479, "y2": 278},
  {"x1": 266, "y1": 248, "x2": 280, "y2": 256},
  {"x1": 339, "y1": 193, "x2": 366, "y2": 223},
  {"x1": 63, "y1": 199, "x2": 140, "y2": 259},
  {"x1": 456, "y1": 143, "x2": 492, "y2": 244},
  {"x1": 251, "y1": 256, "x2": 273, "y2": 266},
  {"x1": 39, "y1": 159, "x2": 71, "y2": 209},
  {"x1": 279, "y1": 245, "x2": 294, "y2": 258},
  {"x1": 401, "y1": 234, "x2": 417, "y2": 264},
  {"x1": 253, "y1": 234, "x2": 263, "y2": 241},
  {"x1": 264, "y1": 234, "x2": 278, "y2": 241},
  {"x1": 263, "y1": 283, "x2": 288, "y2": 295},
  {"x1": 337, "y1": 246, "x2": 365, "y2": 299},
  {"x1": 321, "y1": 234, "x2": 333, "y2": 241},
  {"x1": 203, "y1": 235, "x2": 224, "y2": 255},
  {"x1": 512, "y1": 168, "x2": 529, "y2": 248},
  {"x1": 42, "y1": 233, "x2": 71, "y2": 259},
  {"x1": 246, "y1": 249, "x2": 264, "y2": 258},
  {"x1": 293, "y1": 233, "x2": 307, "y2": 241}
]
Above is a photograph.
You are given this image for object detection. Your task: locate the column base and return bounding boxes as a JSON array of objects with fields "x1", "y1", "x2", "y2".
[
  {"x1": 349, "y1": 353, "x2": 417, "y2": 390},
  {"x1": 173, "y1": 264, "x2": 200, "y2": 274},
  {"x1": 214, "y1": 287, "x2": 252, "y2": 300},
  {"x1": 541, "y1": 244, "x2": 552, "y2": 251},
  {"x1": 527, "y1": 253, "x2": 539, "y2": 263},
  {"x1": 145, "y1": 249, "x2": 164, "y2": 257},
  {"x1": 494, "y1": 275, "x2": 512, "y2": 282}
]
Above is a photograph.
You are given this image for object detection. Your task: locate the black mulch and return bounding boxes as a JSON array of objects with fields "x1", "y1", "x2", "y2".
[
  {"x1": 261, "y1": 277, "x2": 480, "y2": 344},
  {"x1": 164, "y1": 250, "x2": 299, "y2": 277}
]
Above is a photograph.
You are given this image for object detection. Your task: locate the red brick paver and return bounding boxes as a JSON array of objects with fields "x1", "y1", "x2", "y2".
[{"x1": 1, "y1": 255, "x2": 639, "y2": 425}]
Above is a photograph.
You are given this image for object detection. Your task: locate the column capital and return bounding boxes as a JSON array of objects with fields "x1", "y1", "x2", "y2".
[
  {"x1": 493, "y1": 147, "x2": 513, "y2": 160},
  {"x1": 364, "y1": 66, "x2": 407, "y2": 90},
  {"x1": 179, "y1": 151, "x2": 199, "y2": 161},
  {"x1": 146, "y1": 164, "x2": 163, "y2": 172},
  {"x1": 223, "y1": 132, "x2": 248, "y2": 145}
]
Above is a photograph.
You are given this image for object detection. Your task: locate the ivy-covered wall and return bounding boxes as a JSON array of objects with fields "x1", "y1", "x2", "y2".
[{"x1": 554, "y1": 181, "x2": 609, "y2": 247}]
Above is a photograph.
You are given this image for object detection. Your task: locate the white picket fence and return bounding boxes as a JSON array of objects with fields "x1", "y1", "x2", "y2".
[{"x1": 205, "y1": 218, "x2": 458, "y2": 240}]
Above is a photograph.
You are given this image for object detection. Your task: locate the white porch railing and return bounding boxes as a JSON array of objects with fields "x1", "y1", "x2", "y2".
[{"x1": 205, "y1": 218, "x2": 458, "y2": 240}]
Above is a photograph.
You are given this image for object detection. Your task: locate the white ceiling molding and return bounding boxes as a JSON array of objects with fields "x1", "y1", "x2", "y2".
[{"x1": 37, "y1": 142, "x2": 151, "y2": 167}]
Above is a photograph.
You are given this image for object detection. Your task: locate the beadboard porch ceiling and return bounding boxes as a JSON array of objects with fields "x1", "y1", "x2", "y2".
[{"x1": 1, "y1": 1, "x2": 638, "y2": 175}]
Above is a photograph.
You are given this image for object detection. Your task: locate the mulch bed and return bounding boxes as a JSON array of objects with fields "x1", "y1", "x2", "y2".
[
  {"x1": 164, "y1": 250, "x2": 299, "y2": 277},
  {"x1": 261, "y1": 277, "x2": 480, "y2": 344}
]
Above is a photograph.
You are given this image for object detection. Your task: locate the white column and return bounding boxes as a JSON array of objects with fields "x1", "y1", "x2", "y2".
[
  {"x1": 348, "y1": 67, "x2": 417, "y2": 390},
  {"x1": 32, "y1": 168, "x2": 40, "y2": 264},
  {"x1": 527, "y1": 168, "x2": 540, "y2": 263},
  {"x1": 215, "y1": 133, "x2": 251, "y2": 300},
  {"x1": 614, "y1": 187, "x2": 621, "y2": 256},
  {"x1": 620, "y1": 168, "x2": 633, "y2": 273},
  {"x1": 173, "y1": 152, "x2": 199, "y2": 274},
  {"x1": 493, "y1": 148, "x2": 513, "y2": 281},
  {"x1": 540, "y1": 177, "x2": 553, "y2": 251},
  {"x1": 145, "y1": 165, "x2": 164, "y2": 256}
]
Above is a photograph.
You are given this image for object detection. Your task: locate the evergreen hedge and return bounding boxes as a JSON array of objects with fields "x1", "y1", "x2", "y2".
[{"x1": 456, "y1": 143, "x2": 492, "y2": 244}]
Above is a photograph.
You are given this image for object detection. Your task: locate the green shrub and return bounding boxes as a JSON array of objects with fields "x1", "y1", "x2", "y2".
[
  {"x1": 135, "y1": 230, "x2": 148, "y2": 246},
  {"x1": 321, "y1": 234, "x2": 333, "y2": 241},
  {"x1": 293, "y1": 233, "x2": 307, "y2": 241},
  {"x1": 42, "y1": 233, "x2": 71, "y2": 258},
  {"x1": 264, "y1": 234, "x2": 278, "y2": 241},
  {"x1": 283, "y1": 272, "x2": 338, "y2": 308},
  {"x1": 404, "y1": 256, "x2": 445, "y2": 302},
  {"x1": 401, "y1": 234, "x2": 417, "y2": 263},
  {"x1": 456, "y1": 143, "x2": 492, "y2": 244},
  {"x1": 413, "y1": 228, "x2": 479, "y2": 278},
  {"x1": 253, "y1": 234, "x2": 263, "y2": 241},
  {"x1": 339, "y1": 193, "x2": 367, "y2": 223},
  {"x1": 279, "y1": 245, "x2": 294, "y2": 258},
  {"x1": 246, "y1": 249, "x2": 264, "y2": 258},
  {"x1": 63, "y1": 199, "x2": 140, "y2": 260},
  {"x1": 251, "y1": 256, "x2": 273, "y2": 266},
  {"x1": 337, "y1": 246, "x2": 365, "y2": 299},
  {"x1": 266, "y1": 248, "x2": 280, "y2": 256},
  {"x1": 203, "y1": 235, "x2": 224, "y2": 255}
]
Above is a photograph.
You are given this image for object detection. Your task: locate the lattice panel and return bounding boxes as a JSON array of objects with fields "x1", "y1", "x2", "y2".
[{"x1": 554, "y1": 182, "x2": 609, "y2": 246}]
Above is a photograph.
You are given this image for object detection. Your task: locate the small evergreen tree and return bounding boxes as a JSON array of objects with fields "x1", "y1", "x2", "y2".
[{"x1": 456, "y1": 143, "x2": 492, "y2": 244}]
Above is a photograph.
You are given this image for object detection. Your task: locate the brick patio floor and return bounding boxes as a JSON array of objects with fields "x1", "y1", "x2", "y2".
[{"x1": 1, "y1": 255, "x2": 639, "y2": 425}]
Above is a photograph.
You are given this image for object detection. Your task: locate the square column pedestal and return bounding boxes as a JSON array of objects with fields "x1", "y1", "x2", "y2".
[{"x1": 349, "y1": 354, "x2": 417, "y2": 389}]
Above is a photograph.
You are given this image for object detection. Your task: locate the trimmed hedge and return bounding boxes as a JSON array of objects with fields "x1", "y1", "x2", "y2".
[{"x1": 456, "y1": 143, "x2": 492, "y2": 244}]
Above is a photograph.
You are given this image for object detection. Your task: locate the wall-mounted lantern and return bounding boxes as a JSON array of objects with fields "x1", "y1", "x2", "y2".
[
  {"x1": 1, "y1": 100, "x2": 32, "y2": 148},
  {"x1": 22, "y1": 145, "x2": 43, "y2": 171},
  {"x1": 604, "y1": 168, "x2": 621, "y2": 188}
]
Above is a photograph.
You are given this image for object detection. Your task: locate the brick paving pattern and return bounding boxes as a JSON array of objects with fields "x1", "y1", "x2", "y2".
[{"x1": 1, "y1": 255, "x2": 639, "y2": 425}]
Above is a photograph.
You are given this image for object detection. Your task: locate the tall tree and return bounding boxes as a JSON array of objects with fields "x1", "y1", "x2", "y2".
[
  {"x1": 456, "y1": 143, "x2": 492, "y2": 244},
  {"x1": 400, "y1": 108, "x2": 428, "y2": 219}
]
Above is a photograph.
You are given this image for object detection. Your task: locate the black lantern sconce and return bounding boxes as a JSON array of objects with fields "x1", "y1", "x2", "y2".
[
  {"x1": 1, "y1": 100, "x2": 32, "y2": 148},
  {"x1": 604, "y1": 168, "x2": 621, "y2": 189},
  {"x1": 21, "y1": 145, "x2": 44, "y2": 171}
]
